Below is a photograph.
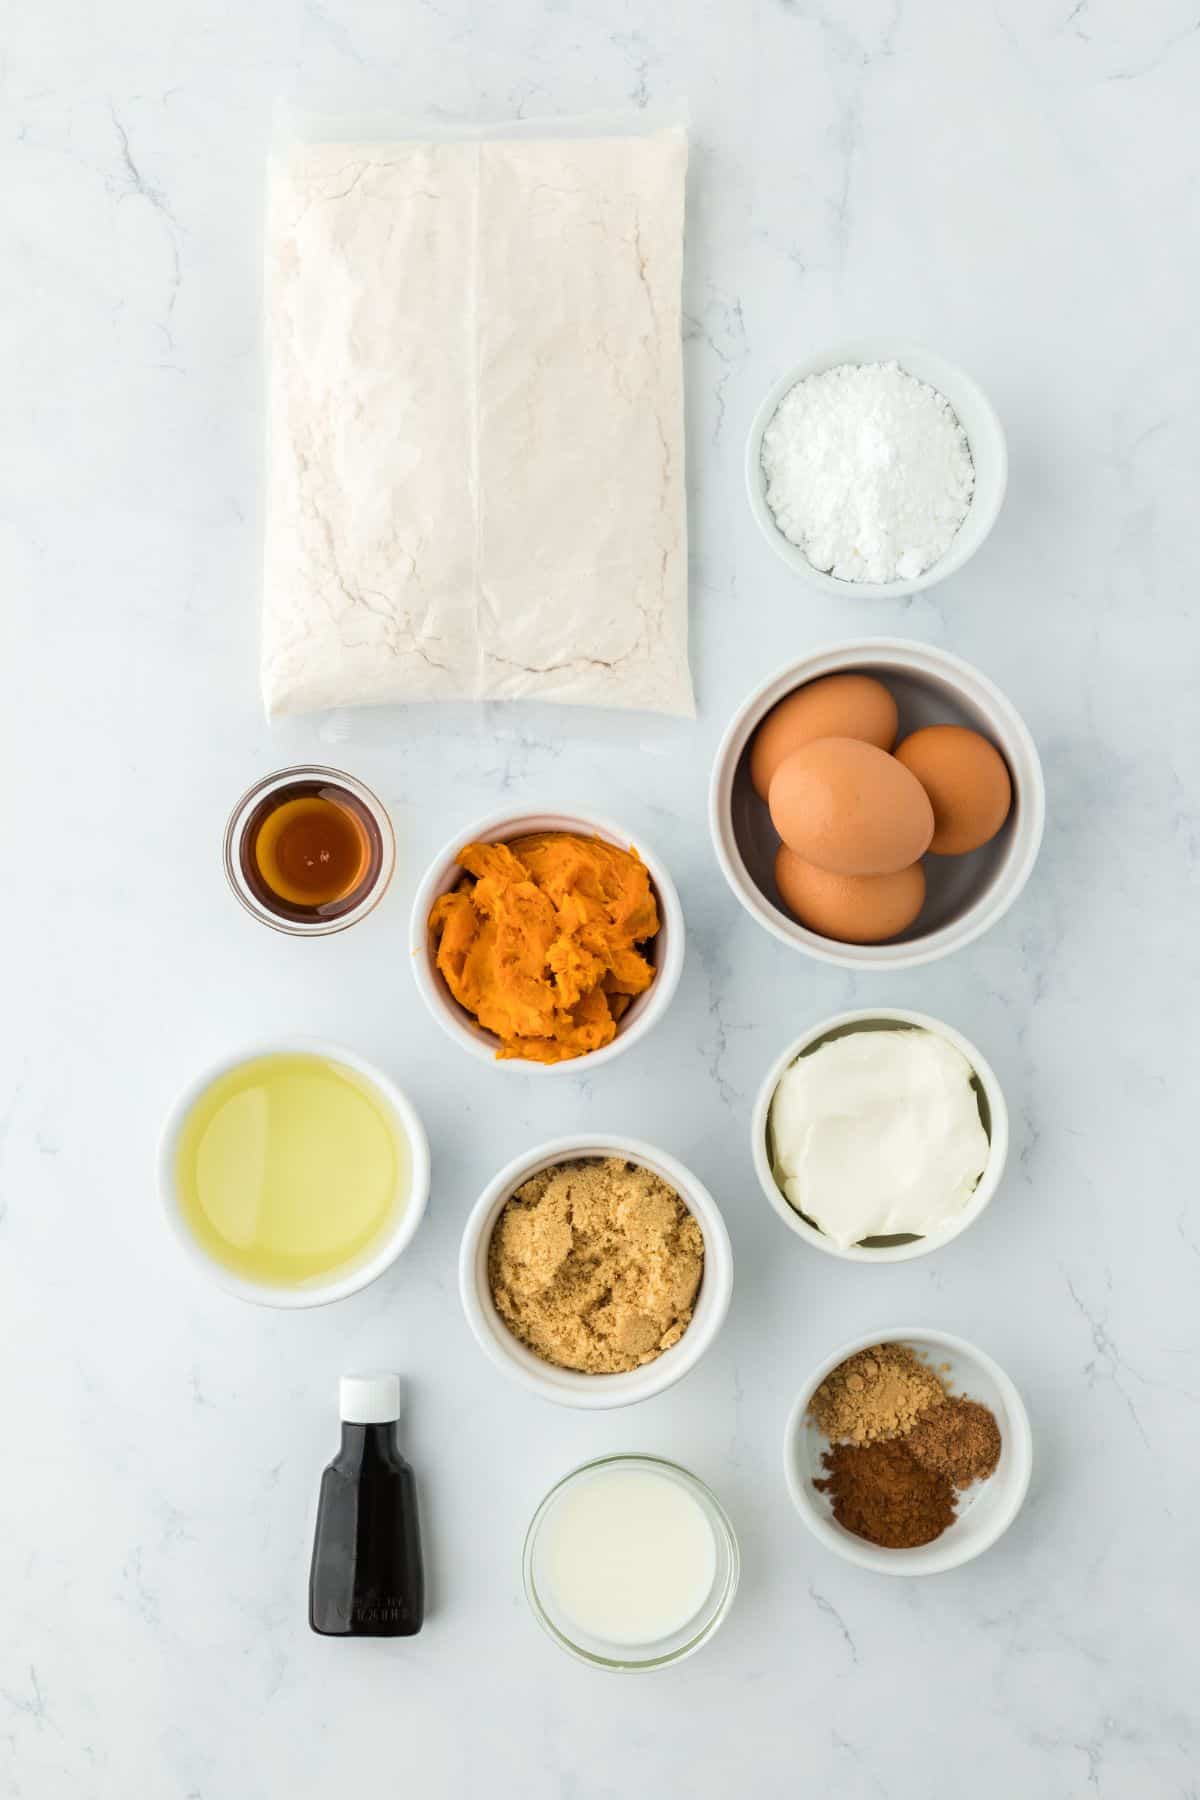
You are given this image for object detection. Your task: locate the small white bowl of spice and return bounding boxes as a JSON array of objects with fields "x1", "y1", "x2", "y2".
[
  {"x1": 784, "y1": 1328, "x2": 1033, "y2": 1575},
  {"x1": 752, "y1": 1009, "x2": 1008, "y2": 1262},
  {"x1": 459, "y1": 1136, "x2": 733, "y2": 1409},
  {"x1": 746, "y1": 338, "x2": 1007, "y2": 598}
]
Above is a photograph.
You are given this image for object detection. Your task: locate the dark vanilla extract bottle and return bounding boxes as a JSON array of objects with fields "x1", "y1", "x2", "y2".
[{"x1": 309, "y1": 1374, "x2": 424, "y2": 1638}]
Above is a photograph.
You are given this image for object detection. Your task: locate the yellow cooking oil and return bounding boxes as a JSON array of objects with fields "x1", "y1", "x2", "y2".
[{"x1": 174, "y1": 1052, "x2": 406, "y2": 1287}]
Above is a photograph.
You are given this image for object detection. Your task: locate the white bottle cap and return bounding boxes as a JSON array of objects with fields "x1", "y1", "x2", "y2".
[{"x1": 339, "y1": 1372, "x2": 401, "y2": 1424}]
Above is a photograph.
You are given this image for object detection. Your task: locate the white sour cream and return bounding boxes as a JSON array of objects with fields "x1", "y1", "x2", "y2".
[{"x1": 769, "y1": 1028, "x2": 989, "y2": 1247}]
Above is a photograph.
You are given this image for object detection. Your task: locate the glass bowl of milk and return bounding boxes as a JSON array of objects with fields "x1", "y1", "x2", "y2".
[{"x1": 523, "y1": 1455, "x2": 739, "y2": 1669}]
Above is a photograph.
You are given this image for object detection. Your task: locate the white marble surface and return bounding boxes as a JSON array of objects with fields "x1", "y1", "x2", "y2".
[{"x1": 4, "y1": 2, "x2": 1199, "y2": 1795}]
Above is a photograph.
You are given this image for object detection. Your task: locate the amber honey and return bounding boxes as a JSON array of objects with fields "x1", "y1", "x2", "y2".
[{"x1": 238, "y1": 778, "x2": 384, "y2": 923}]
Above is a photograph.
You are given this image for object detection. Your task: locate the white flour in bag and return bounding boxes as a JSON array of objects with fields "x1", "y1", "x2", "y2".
[{"x1": 261, "y1": 129, "x2": 693, "y2": 718}]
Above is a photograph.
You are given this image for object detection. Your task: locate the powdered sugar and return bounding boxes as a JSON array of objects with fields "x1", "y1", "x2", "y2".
[{"x1": 760, "y1": 361, "x2": 975, "y2": 584}]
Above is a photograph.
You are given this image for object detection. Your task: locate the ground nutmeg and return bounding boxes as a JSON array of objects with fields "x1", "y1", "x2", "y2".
[{"x1": 905, "y1": 1397, "x2": 1001, "y2": 1488}]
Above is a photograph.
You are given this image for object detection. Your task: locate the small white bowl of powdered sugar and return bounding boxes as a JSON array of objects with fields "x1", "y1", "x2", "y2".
[{"x1": 746, "y1": 339, "x2": 1007, "y2": 598}]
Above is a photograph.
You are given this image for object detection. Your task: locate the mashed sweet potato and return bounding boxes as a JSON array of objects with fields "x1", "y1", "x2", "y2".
[{"x1": 428, "y1": 833, "x2": 659, "y2": 1063}]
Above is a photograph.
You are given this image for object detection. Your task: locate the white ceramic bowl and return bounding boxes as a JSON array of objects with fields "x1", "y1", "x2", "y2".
[
  {"x1": 746, "y1": 338, "x2": 1007, "y2": 598},
  {"x1": 784, "y1": 1327, "x2": 1033, "y2": 1575},
  {"x1": 752, "y1": 1009, "x2": 1008, "y2": 1263},
  {"x1": 459, "y1": 1136, "x2": 733, "y2": 1409},
  {"x1": 158, "y1": 1038, "x2": 431, "y2": 1309},
  {"x1": 411, "y1": 808, "x2": 685, "y2": 1072},
  {"x1": 710, "y1": 638, "x2": 1045, "y2": 969}
]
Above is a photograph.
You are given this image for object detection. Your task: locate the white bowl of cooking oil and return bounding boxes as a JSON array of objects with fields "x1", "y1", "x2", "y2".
[{"x1": 157, "y1": 1038, "x2": 430, "y2": 1308}]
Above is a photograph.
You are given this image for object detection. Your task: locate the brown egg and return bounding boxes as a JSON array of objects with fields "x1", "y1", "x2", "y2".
[
  {"x1": 894, "y1": 725, "x2": 1012, "y2": 855},
  {"x1": 749, "y1": 674, "x2": 899, "y2": 801},
  {"x1": 775, "y1": 845, "x2": 926, "y2": 944},
  {"x1": 768, "y1": 738, "x2": 934, "y2": 876}
]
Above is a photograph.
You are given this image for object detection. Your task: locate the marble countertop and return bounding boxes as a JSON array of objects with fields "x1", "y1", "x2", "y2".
[{"x1": 4, "y1": 2, "x2": 1198, "y2": 1795}]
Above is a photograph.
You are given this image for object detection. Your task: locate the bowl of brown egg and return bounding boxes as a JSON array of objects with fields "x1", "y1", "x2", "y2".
[{"x1": 709, "y1": 639, "x2": 1045, "y2": 969}]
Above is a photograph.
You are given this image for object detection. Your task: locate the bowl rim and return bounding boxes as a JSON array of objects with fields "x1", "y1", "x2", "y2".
[
  {"x1": 157, "y1": 1037, "x2": 431, "y2": 1309},
  {"x1": 783, "y1": 1326, "x2": 1034, "y2": 1575},
  {"x1": 708, "y1": 637, "x2": 1046, "y2": 969},
  {"x1": 409, "y1": 806, "x2": 685, "y2": 1074},
  {"x1": 744, "y1": 336, "x2": 1009, "y2": 598},
  {"x1": 522, "y1": 1452, "x2": 741, "y2": 1669},
  {"x1": 750, "y1": 1008, "x2": 1009, "y2": 1263},
  {"x1": 458, "y1": 1134, "x2": 734, "y2": 1410}
]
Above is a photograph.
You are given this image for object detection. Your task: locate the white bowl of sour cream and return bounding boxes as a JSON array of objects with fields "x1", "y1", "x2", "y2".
[{"x1": 751, "y1": 1010, "x2": 1008, "y2": 1262}]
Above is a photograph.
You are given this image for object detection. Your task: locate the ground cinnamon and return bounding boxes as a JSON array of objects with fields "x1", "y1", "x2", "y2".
[{"x1": 815, "y1": 1439, "x2": 956, "y2": 1548}]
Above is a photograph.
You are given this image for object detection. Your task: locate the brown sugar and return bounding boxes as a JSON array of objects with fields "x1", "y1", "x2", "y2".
[
  {"x1": 815, "y1": 1439, "x2": 957, "y2": 1548},
  {"x1": 808, "y1": 1342, "x2": 947, "y2": 1446},
  {"x1": 487, "y1": 1157, "x2": 704, "y2": 1374},
  {"x1": 905, "y1": 1397, "x2": 1001, "y2": 1487}
]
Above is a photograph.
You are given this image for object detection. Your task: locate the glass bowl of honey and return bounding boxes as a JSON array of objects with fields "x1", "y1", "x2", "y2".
[{"x1": 224, "y1": 765, "x2": 395, "y2": 935}]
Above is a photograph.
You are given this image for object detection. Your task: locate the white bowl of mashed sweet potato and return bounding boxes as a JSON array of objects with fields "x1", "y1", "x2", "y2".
[
  {"x1": 410, "y1": 808, "x2": 685, "y2": 1071},
  {"x1": 459, "y1": 1136, "x2": 734, "y2": 1409}
]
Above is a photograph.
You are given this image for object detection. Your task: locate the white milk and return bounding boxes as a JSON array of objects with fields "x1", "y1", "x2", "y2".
[{"x1": 538, "y1": 1466, "x2": 718, "y2": 1647}]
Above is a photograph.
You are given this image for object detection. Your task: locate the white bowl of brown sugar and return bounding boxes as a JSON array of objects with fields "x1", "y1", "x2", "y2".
[
  {"x1": 783, "y1": 1328, "x2": 1033, "y2": 1575},
  {"x1": 459, "y1": 1136, "x2": 734, "y2": 1410}
]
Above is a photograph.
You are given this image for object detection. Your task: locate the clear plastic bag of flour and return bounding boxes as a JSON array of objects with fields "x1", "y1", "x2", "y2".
[{"x1": 260, "y1": 98, "x2": 694, "y2": 745}]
